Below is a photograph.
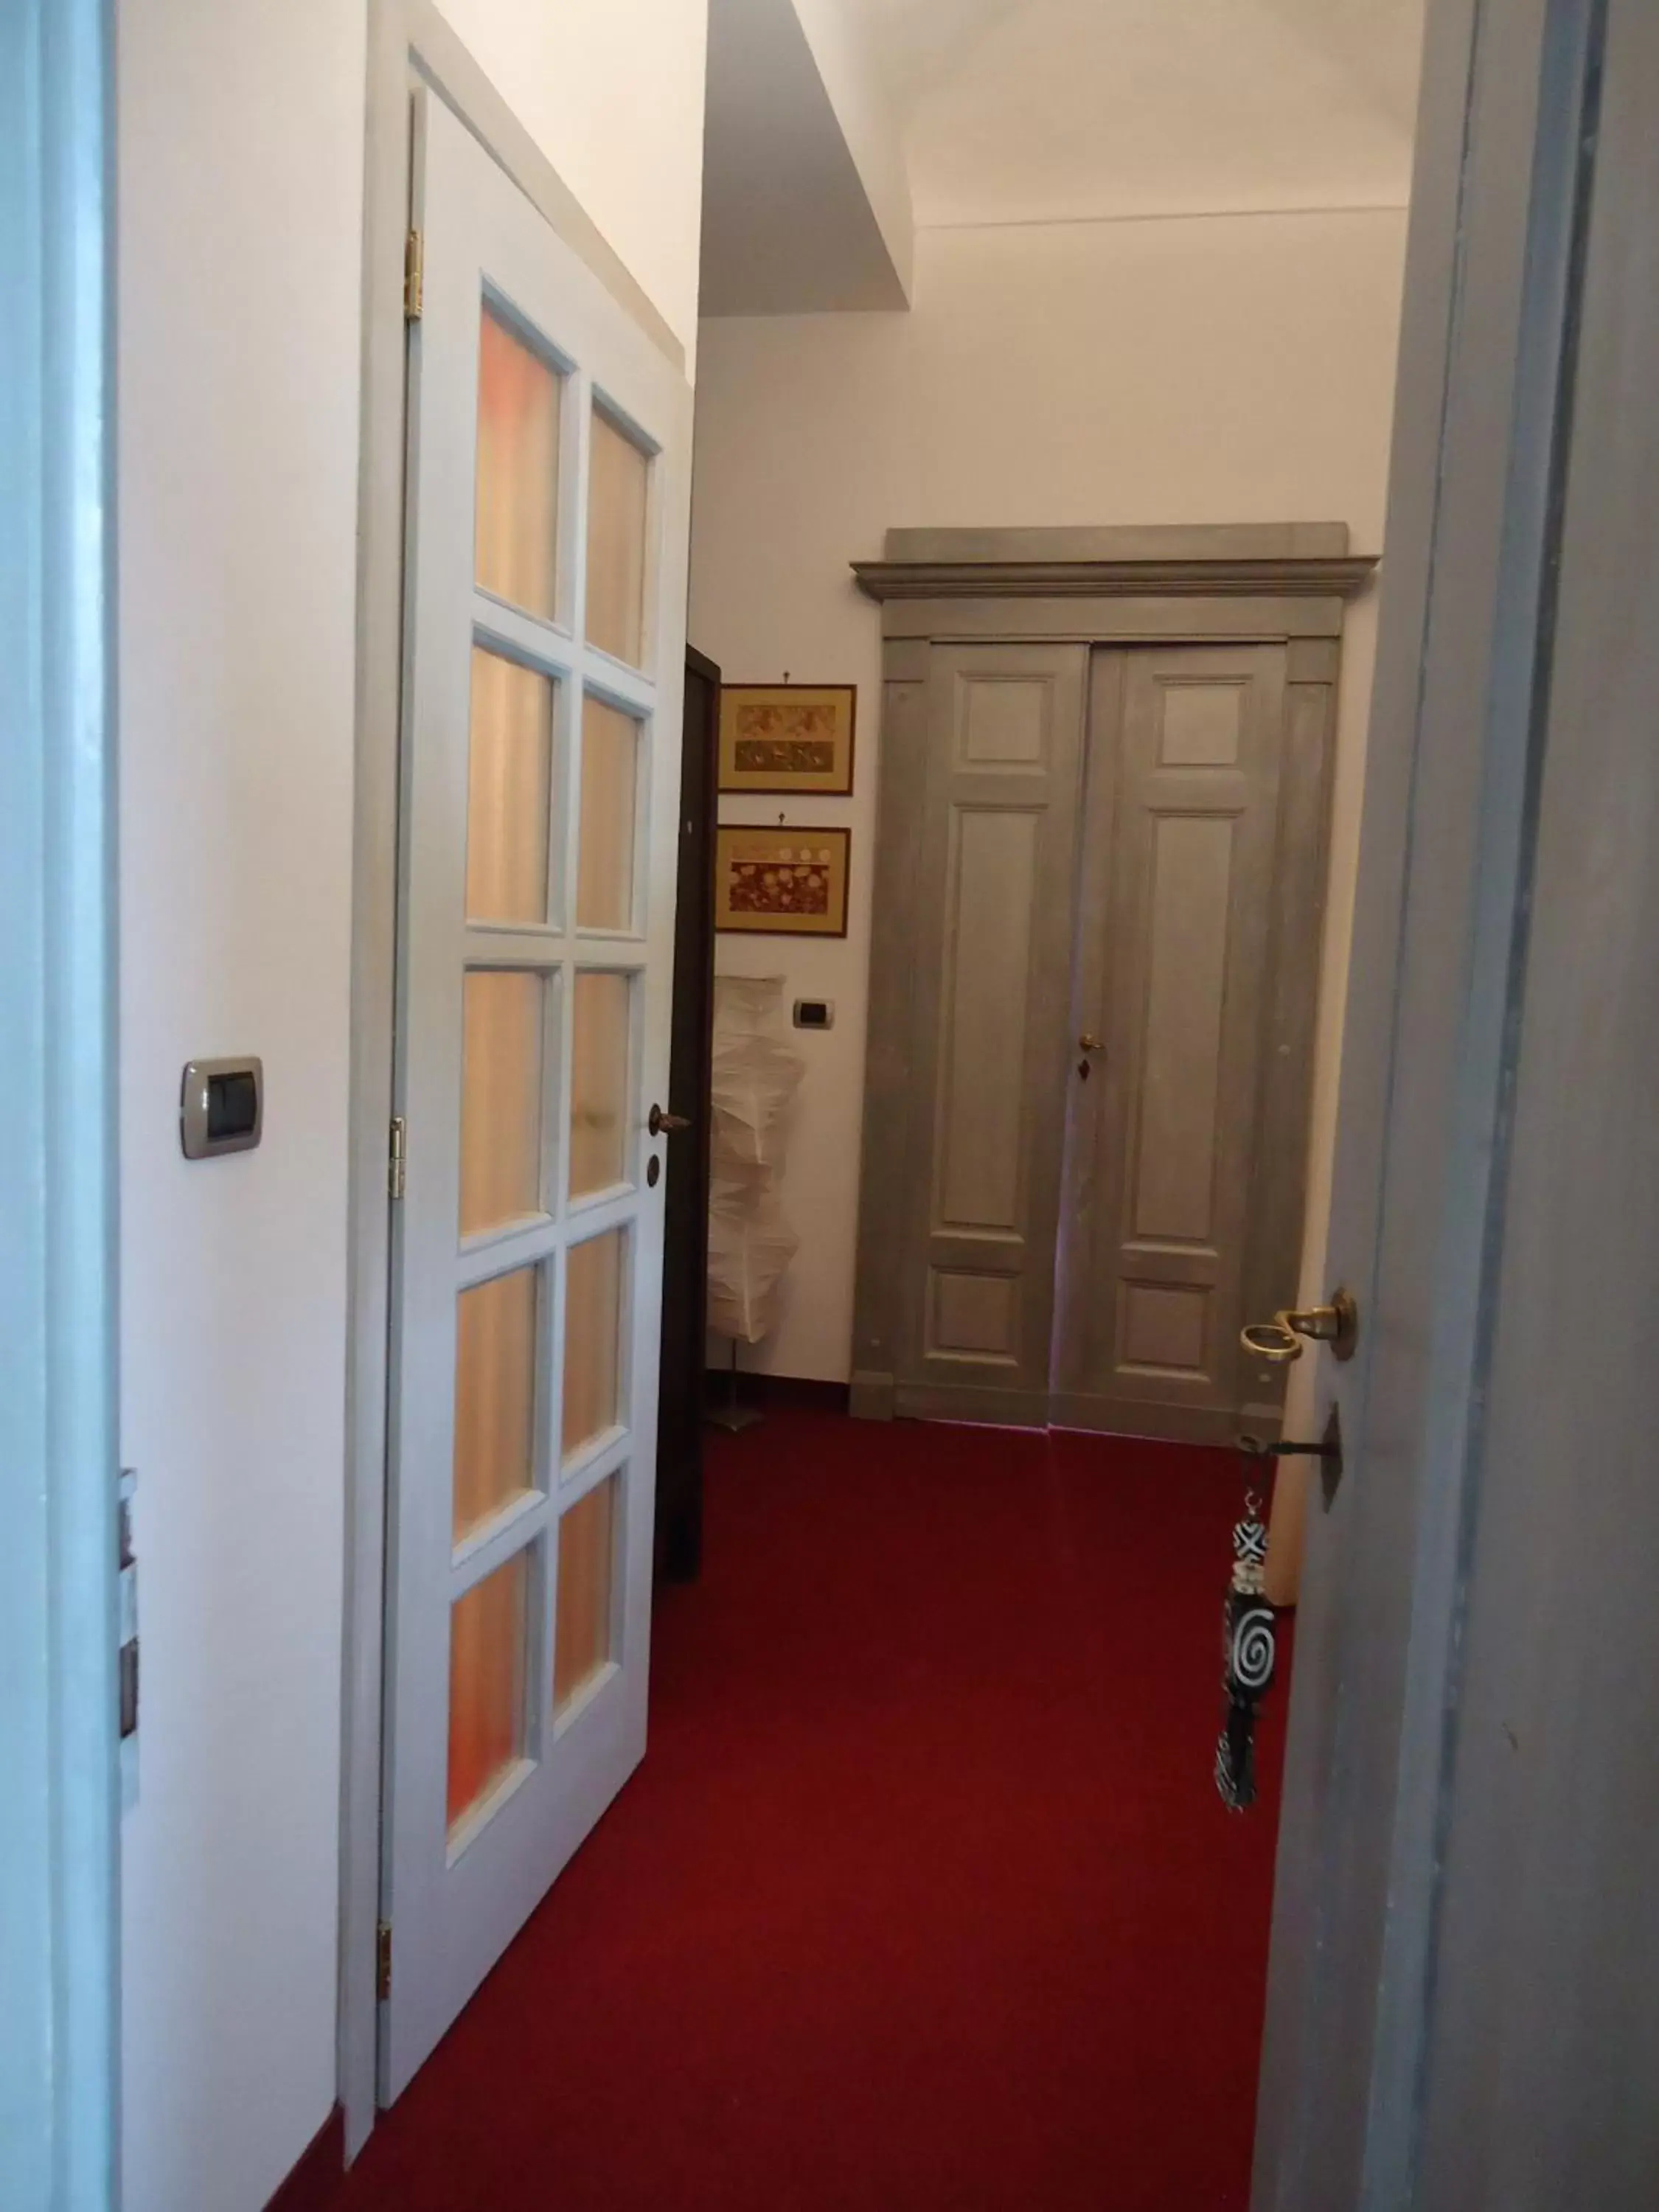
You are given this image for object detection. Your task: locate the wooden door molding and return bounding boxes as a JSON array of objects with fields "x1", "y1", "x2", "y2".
[
  {"x1": 853, "y1": 521, "x2": 1377, "y2": 608},
  {"x1": 849, "y1": 530, "x2": 1363, "y2": 1428}
]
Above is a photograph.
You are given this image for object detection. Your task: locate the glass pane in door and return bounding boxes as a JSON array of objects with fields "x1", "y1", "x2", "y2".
[
  {"x1": 467, "y1": 649, "x2": 554, "y2": 925},
  {"x1": 459, "y1": 970, "x2": 546, "y2": 1236},
  {"x1": 554, "y1": 1476, "x2": 616, "y2": 1717},
  {"x1": 569, "y1": 971, "x2": 631, "y2": 1199},
  {"x1": 576, "y1": 697, "x2": 638, "y2": 931},
  {"x1": 562, "y1": 1228, "x2": 624, "y2": 1461},
  {"x1": 475, "y1": 303, "x2": 560, "y2": 619},
  {"x1": 447, "y1": 1548, "x2": 530, "y2": 1831},
  {"x1": 453, "y1": 1266, "x2": 540, "y2": 1543},
  {"x1": 584, "y1": 404, "x2": 649, "y2": 666}
]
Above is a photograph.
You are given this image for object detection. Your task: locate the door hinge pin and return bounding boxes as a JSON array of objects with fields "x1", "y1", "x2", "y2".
[
  {"x1": 404, "y1": 229, "x2": 423, "y2": 321},
  {"x1": 389, "y1": 1115, "x2": 408, "y2": 1200},
  {"x1": 377, "y1": 1921, "x2": 393, "y2": 2001}
]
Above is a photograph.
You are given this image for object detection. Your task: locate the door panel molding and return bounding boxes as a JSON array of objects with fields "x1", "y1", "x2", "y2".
[
  {"x1": 341, "y1": 11, "x2": 692, "y2": 2154},
  {"x1": 375, "y1": 86, "x2": 690, "y2": 2102},
  {"x1": 853, "y1": 521, "x2": 1376, "y2": 602},
  {"x1": 1058, "y1": 644, "x2": 1291, "y2": 1434},
  {"x1": 893, "y1": 643, "x2": 1088, "y2": 1413},
  {"x1": 852, "y1": 539, "x2": 1352, "y2": 1438}
]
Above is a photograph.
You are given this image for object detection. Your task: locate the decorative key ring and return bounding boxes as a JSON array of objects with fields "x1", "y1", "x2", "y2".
[{"x1": 1215, "y1": 1452, "x2": 1277, "y2": 1812}]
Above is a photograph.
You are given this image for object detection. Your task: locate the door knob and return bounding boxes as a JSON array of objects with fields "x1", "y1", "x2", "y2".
[
  {"x1": 1078, "y1": 1034, "x2": 1105, "y2": 1052},
  {"x1": 1240, "y1": 1287, "x2": 1358, "y2": 1365},
  {"x1": 648, "y1": 1104, "x2": 692, "y2": 1137}
]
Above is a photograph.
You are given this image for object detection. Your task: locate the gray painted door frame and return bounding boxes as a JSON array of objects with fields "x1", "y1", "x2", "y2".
[
  {"x1": 849, "y1": 532, "x2": 1372, "y2": 1436},
  {"x1": 0, "y1": 1, "x2": 121, "y2": 2206},
  {"x1": 1253, "y1": 0, "x2": 1653, "y2": 2203}
]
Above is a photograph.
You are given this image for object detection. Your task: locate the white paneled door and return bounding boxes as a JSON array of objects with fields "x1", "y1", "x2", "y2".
[{"x1": 380, "y1": 91, "x2": 691, "y2": 2100}]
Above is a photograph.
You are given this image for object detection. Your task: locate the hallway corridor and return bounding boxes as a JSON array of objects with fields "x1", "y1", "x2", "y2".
[{"x1": 339, "y1": 1409, "x2": 1286, "y2": 2211}]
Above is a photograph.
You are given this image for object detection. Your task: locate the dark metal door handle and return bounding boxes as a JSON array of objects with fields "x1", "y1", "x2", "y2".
[
  {"x1": 648, "y1": 1104, "x2": 692, "y2": 1137},
  {"x1": 1239, "y1": 1405, "x2": 1346, "y2": 1509}
]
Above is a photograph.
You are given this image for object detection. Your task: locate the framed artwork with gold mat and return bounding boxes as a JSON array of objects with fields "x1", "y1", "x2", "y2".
[
  {"x1": 717, "y1": 683, "x2": 856, "y2": 796},
  {"x1": 715, "y1": 827, "x2": 851, "y2": 937}
]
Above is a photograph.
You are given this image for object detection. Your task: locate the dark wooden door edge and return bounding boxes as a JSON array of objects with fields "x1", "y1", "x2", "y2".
[
  {"x1": 656, "y1": 643, "x2": 720, "y2": 1583},
  {"x1": 704, "y1": 1370, "x2": 852, "y2": 1416},
  {"x1": 263, "y1": 2104, "x2": 344, "y2": 2212}
]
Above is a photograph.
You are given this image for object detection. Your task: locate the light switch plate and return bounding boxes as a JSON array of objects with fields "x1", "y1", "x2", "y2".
[{"x1": 180, "y1": 1056, "x2": 264, "y2": 1158}]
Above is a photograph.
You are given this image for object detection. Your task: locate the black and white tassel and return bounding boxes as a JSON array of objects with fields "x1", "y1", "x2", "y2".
[{"x1": 1215, "y1": 1491, "x2": 1276, "y2": 1812}]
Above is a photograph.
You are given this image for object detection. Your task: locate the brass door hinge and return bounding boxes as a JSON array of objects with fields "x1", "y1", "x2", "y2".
[
  {"x1": 377, "y1": 1921, "x2": 393, "y2": 2002},
  {"x1": 389, "y1": 1115, "x2": 408, "y2": 1200},
  {"x1": 404, "y1": 228, "x2": 424, "y2": 321}
]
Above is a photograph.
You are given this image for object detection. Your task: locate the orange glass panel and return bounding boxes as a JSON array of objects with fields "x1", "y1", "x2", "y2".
[
  {"x1": 447, "y1": 1549, "x2": 529, "y2": 1832},
  {"x1": 555, "y1": 1478, "x2": 616, "y2": 1717},
  {"x1": 467, "y1": 649, "x2": 554, "y2": 925},
  {"x1": 569, "y1": 972, "x2": 631, "y2": 1198},
  {"x1": 460, "y1": 970, "x2": 544, "y2": 1237},
  {"x1": 452, "y1": 1267, "x2": 538, "y2": 1543},
  {"x1": 563, "y1": 1228, "x2": 623, "y2": 1460},
  {"x1": 585, "y1": 406, "x2": 649, "y2": 665},
  {"x1": 576, "y1": 697, "x2": 638, "y2": 931},
  {"x1": 475, "y1": 305, "x2": 560, "y2": 618}
]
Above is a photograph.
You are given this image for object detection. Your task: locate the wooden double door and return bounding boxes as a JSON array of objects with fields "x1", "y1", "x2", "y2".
[{"x1": 853, "y1": 625, "x2": 1335, "y2": 1445}]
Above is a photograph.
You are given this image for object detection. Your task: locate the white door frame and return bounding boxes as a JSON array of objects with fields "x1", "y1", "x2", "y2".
[
  {"x1": 0, "y1": 2, "x2": 121, "y2": 2206},
  {"x1": 341, "y1": 1, "x2": 688, "y2": 2157},
  {"x1": 1253, "y1": 0, "x2": 1610, "y2": 2200}
]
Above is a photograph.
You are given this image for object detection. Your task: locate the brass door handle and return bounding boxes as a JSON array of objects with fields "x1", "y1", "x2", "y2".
[
  {"x1": 1078, "y1": 1034, "x2": 1105, "y2": 1052},
  {"x1": 1241, "y1": 1287, "x2": 1358, "y2": 1365},
  {"x1": 648, "y1": 1104, "x2": 692, "y2": 1137}
]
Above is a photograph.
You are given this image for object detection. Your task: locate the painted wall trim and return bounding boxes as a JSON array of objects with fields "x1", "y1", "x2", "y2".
[
  {"x1": 855, "y1": 522, "x2": 1377, "y2": 603},
  {"x1": 339, "y1": 4, "x2": 698, "y2": 2159},
  {"x1": 881, "y1": 521, "x2": 1354, "y2": 563},
  {"x1": 0, "y1": 1, "x2": 121, "y2": 2205},
  {"x1": 879, "y1": 594, "x2": 1354, "y2": 644}
]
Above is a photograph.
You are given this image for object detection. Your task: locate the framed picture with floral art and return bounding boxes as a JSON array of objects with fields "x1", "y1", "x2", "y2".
[
  {"x1": 714, "y1": 826, "x2": 851, "y2": 937},
  {"x1": 717, "y1": 683, "x2": 857, "y2": 796}
]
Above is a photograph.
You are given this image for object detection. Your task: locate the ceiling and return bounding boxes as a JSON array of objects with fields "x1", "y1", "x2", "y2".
[
  {"x1": 700, "y1": 0, "x2": 913, "y2": 315},
  {"x1": 698, "y1": 0, "x2": 1427, "y2": 316},
  {"x1": 850, "y1": 0, "x2": 1426, "y2": 227}
]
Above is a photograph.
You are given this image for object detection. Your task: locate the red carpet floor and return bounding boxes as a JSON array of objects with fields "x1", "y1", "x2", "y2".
[{"x1": 338, "y1": 1410, "x2": 1287, "y2": 2212}]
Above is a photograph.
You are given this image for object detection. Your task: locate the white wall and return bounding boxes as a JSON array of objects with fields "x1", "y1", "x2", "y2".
[
  {"x1": 116, "y1": 7, "x2": 706, "y2": 2208},
  {"x1": 434, "y1": 0, "x2": 709, "y2": 358},
  {"x1": 118, "y1": 9, "x2": 365, "y2": 2205},
  {"x1": 689, "y1": 209, "x2": 1408, "y2": 1382}
]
